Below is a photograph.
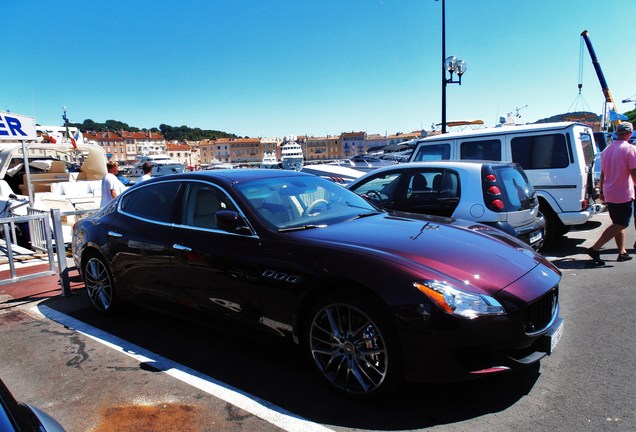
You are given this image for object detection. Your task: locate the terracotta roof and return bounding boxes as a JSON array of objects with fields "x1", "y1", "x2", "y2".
[
  {"x1": 166, "y1": 143, "x2": 191, "y2": 151},
  {"x1": 341, "y1": 132, "x2": 366, "y2": 138}
]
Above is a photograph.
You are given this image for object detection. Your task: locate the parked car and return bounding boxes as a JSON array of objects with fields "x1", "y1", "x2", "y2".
[
  {"x1": 72, "y1": 170, "x2": 563, "y2": 399},
  {"x1": 405, "y1": 122, "x2": 601, "y2": 244},
  {"x1": 347, "y1": 161, "x2": 545, "y2": 250},
  {"x1": 0, "y1": 377, "x2": 65, "y2": 431}
]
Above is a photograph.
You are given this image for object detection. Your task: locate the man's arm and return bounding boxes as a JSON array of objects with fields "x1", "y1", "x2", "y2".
[{"x1": 599, "y1": 171, "x2": 605, "y2": 202}]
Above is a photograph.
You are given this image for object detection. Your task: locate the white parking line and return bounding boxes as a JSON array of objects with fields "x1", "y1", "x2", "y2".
[{"x1": 33, "y1": 304, "x2": 334, "y2": 432}]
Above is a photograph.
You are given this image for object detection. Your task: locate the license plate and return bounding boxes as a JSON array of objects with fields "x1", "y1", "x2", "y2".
[
  {"x1": 529, "y1": 229, "x2": 543, "y2": 244},
  {"x1": 548, "y1": 319, "x2": 564, "y2": 354}
]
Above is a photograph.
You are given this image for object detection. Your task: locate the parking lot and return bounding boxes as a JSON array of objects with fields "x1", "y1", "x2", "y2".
[{"x1": 1, "y1": 212, "x2": 635, "y2": 432}]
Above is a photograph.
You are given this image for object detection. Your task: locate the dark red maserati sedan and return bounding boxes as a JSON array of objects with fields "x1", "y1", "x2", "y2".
[{"x1": 72, "y1": 169, "x2": 563, "y2": 399}]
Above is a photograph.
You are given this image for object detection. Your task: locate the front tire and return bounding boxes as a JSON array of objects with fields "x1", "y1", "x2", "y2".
[
  {"x1": 82, "y1": 253, "x2": 117, "y2": 314},
  {"x1": 305, "y1": 293, "x2": 402, "y2": 399}
]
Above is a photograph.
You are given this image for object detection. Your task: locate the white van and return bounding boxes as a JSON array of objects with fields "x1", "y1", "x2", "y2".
[{"x1": 407, "y1": 122, "x2": 601, "y2": 245}]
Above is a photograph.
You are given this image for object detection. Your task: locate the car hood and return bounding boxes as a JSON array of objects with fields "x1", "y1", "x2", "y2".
[{"x1": 288, "y1": 213, "x2": 552, "y2": 296}]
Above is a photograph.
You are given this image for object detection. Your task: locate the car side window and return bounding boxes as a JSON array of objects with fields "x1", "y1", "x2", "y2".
[
  {"x1": 511, "y1": 134, "x2": 569, "y2": 169},
  {"x1": 351, "y1": 172, "x2": 402, "y2": 202},
  {"x1": 406, "y1": 170, "x2": 438, "y2": 195},
  {"x1": 412, "y1": 143, "x2": 451, "y2": 161},
  {"x1": 182, "y1": 182, "x2": 235, "y2": 229},
  {"x1": 399, "y1": 169, "x2": 459, "y2": 217},
  {"x1": 120, "y1": 181, "x2": 181, "y2": 223},
  {"x1": 460, "y1": 139, "x2": 501, "y2": 161},
  {"x1": 437, "y1": 171, "x2": 460, "y2": 199},
  {"x1": 405, "y1": 169, "x2": 456, "y2": 200}
]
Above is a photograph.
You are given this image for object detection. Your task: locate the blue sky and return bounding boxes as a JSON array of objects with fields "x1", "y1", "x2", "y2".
[{"x1": 2, "y1": 0, "x2": 635, "y2": 138}]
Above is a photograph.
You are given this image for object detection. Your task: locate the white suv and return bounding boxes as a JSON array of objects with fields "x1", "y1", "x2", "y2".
[
  {"x1": 406, "y1": 122, "x2": 601, "y2": 245},
  {"x1": 347, "y1": 160, "x2": 545, "y2": 250}
]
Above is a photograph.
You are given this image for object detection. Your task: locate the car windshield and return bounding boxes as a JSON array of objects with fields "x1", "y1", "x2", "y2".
[{"x1": 235, "y1": 175, "x2": 379, "y2": 230}]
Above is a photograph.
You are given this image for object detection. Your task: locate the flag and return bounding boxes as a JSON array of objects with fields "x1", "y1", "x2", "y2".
[
  {"x1": 73, "y1": 129, "x2": 84, "y2": 146},
  {"x1": 44, "y1": 134, "x2": 56, "y2": 143},
  {"x1": 65, "y1": 124, "x2": 77, "y2": 150},
  {"x1": 609, "y1": 110, "x2": 628, "y2": 121}
]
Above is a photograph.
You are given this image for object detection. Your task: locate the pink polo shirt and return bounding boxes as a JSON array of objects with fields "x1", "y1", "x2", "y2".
[{"x1": 600, "y1": 139, "x2": 636, "y2": 204}]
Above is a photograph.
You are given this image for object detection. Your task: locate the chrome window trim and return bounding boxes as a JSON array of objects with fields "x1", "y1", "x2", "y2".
[{"x1": 117, "y1": 179, "x2": 259, "y2": 239}]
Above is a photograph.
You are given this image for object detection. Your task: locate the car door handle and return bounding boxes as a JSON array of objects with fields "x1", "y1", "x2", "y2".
[
  {"x1": 173, "y1": 244, "x2": 192, "y2": 252},
  {"x1": 107, "y1": 231, "x2": 123, "y2": 238}
]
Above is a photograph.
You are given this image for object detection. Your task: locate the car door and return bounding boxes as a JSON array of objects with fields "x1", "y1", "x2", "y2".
[
  {"x1": 109, "y1": 180, "x2": 182, "y2": 302},
  {"x1": 168, "y1": 180, "x2": 264, "y2": 323}
]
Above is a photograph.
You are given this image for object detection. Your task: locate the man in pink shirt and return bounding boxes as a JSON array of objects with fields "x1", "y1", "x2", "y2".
[{"x1": 587, "y1": 122, "x2": 636, "y2": 265}]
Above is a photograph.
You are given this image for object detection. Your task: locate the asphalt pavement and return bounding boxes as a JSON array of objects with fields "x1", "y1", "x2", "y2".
[{"x1": 0, "y1": 213, "x2": 635, "y2": 432}]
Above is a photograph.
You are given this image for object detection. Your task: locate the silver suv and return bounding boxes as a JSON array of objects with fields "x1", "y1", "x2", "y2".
[{"x1": 346, "y1": 160, "x2": 545, "y2": 250}]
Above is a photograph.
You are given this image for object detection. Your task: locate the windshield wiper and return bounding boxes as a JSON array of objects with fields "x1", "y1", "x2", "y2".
[
  {"x1": 348, "y1": 212, "x2": 382, "y2": 221},
  {"x1": 278, "y1": 224, "x2": 326, "y2": 232},
  {"x1": 346, "y1": 201, "x2": 375, "y2": 211}
]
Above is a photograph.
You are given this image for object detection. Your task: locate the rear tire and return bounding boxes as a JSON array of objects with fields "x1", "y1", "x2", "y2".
[
  {"x1": 304, "y1": 291, "x2": 403, "y2": 399},
  {"x1": 82, "y1": 253, "x2": 118, "y2": 314},
  {"x1": 539, "y1": 203, "x2": 564, "y2": 247}
]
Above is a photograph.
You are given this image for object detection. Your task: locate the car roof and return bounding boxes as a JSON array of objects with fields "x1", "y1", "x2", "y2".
[
  {"x1": 360, "y1": 160, "x2": 514, "y2": 173},
  {"x1": 346, "y1": 160, "x2": 520, "y2": 186},
  {"x1": 401, "y1": 121, "x2": 588, "y2": 146},
  {"x1": 146, "y1": 169, "x2": 315, "y2": 185}
]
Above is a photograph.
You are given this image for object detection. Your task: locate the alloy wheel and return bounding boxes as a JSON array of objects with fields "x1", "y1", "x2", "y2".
[
  {"x1": 309, "y1": 303, "x2": 389, "y2": 395},
  {"x1": 84, "y1": 257, "x2": 114, "y2": 313}
]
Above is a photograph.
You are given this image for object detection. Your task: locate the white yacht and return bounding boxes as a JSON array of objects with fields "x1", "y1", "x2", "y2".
[
  {"x1": 1, "y1": 123, "x2": 110, "y2": 245},
  {"x1": 260, "y1": 151, "x2": 279, "y2": 169},
  {"x1": 205, "y1": 160, "x2": 235, "y2": 170},
  {"x1": 130, "y1": 151, "x2": 186, "y2": 178},
  {"x1": 280, "y1": 136, "x2": 304, "y2": 171}
]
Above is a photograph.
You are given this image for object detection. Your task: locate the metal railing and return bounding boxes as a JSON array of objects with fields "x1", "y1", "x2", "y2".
[
  {"x1": 1, "y1": 208, "x2": 97, "y2": 294},
  {"x1": 1, "y1": 211, "x2": 55, "y2": 286}
]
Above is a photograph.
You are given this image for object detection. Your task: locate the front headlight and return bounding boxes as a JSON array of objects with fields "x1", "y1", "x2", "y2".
[{"x1": 414, "y1": 280, "x2": 505, "y2": 319}]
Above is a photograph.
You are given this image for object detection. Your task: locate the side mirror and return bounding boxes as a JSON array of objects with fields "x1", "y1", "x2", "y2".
[{"x1": 216, "y1": 210, "x2": 252, "y2": 235}]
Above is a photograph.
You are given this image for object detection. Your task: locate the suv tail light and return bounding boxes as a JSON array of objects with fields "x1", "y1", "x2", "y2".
[{"x1": 581, "y1": 199, "x2": 589, "y2": 211}]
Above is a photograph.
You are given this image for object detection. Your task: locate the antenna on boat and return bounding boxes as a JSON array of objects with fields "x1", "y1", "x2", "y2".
[
  {"x1": 62, "y1": 106, "x2": 69, "y2": 126},
  {"x1": 514, "y1": 105, "x2": 527, "y2": 119}
]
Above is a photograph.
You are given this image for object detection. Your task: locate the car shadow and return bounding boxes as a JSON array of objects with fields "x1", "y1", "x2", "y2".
[{"x1": 39, "y1": 287, "x2": 541, "y2": 430}]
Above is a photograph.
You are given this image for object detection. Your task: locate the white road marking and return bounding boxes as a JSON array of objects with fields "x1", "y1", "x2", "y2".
[{"x1": 33, "y1": 304, "x2": 334, "y2": 432}]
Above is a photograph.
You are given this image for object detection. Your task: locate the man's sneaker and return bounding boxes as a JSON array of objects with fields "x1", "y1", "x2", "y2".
[
  {"x1": 586, "y1": 247, "x2": 605, "y2": 266},
  {"x1": 617, "y1": 253, "x2": 632, "y2": 262}
]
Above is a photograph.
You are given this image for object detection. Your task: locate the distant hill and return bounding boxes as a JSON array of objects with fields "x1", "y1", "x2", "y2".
[
  {"x1": 69, "y1": 119, "x2": 239, "y2": 141},
  {"x1": 535, "y1": 111, "x2": 600, "y2": 124}
]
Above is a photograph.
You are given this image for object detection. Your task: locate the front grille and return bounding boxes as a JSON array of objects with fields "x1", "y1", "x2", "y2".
[{"x1": 524, "y1": 286, "x2": 558, "y2": 334}]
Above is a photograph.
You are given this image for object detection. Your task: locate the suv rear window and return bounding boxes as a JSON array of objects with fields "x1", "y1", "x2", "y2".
[
  {"x1": 412, "y1": 143, "x2": 451, "y2": 161},
  {"x1": 510, "y1": 134, "x2": 569, "y2": 169},
  {"x1": 460, "y1": 139, "x2": 501, "y2": 160},
  {"x1": 580, "y1": 132, "x2": 595, "y2": 166}
]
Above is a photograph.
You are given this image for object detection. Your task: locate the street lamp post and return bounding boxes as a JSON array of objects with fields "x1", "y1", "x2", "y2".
[{"x1": 440, "y1": 0, "x2": 467, "y2": 134}]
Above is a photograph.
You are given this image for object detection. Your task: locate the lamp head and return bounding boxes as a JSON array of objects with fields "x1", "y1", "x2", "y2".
[{"x1": 456, "y1": 60, "x2": 467, "y2": 76}]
